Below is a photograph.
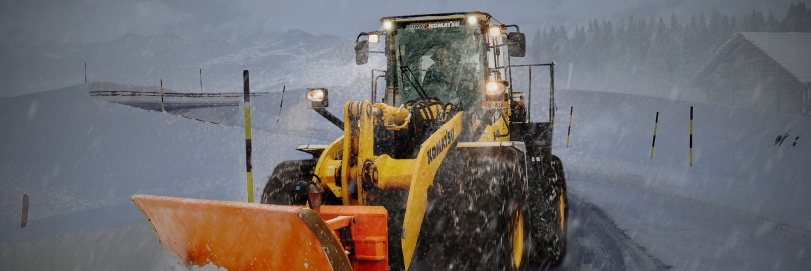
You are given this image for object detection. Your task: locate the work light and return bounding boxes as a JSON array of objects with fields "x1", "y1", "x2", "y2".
[{"x1": 306, "y1": 88, "x2": 329, "y2": 108}]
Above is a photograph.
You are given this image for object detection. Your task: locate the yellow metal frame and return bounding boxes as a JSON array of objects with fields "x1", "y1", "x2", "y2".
[
  {"x1": 399, "y1": 112, "x2": 462, "y2": 268},
  {"x1": 308, "y1": 71, "x2": 525, "y2": 269}
]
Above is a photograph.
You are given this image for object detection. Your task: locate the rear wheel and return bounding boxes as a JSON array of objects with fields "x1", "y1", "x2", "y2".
[
  {"x1": 528, "y1": 155, "x2": 568, "y2": 267},
  {"x1": 260, "y1": 160, "x2": 316, "y2": 205},
  {"x1": 416, "y1": 150, "x2": 530, "y2": 270}
]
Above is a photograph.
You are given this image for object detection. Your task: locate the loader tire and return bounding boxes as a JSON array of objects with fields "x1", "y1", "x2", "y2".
[
  {"x1": 528, "y1": 155, "x2": 568, "y2": 267},
  {"x1": 260, "y1": 160, "x2": 316, "y2": 205},
  {"x1": 417, "y1": 150, "x2": 530, "y2": 271}
]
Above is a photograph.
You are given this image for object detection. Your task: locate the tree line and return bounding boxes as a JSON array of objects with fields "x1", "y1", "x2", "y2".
[{"x1": 529, "y1": 2, "x2": 811, "y2": 100}]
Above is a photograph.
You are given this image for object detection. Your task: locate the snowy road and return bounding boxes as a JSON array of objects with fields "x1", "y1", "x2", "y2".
[
  {"x1": 543, "y1": 193, "x2": 669, "y2": 271},
  {"x1": 564, "y1": 167, "x2": 811, "y2": 270}
]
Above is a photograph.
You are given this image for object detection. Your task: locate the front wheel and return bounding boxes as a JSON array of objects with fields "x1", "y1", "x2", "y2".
[
  {"x1": 417, "y1": 150, "x2": 531, "y2": 271},
  {"x1": 260, "y1": 160, "x2": 316, "y2": 205}
]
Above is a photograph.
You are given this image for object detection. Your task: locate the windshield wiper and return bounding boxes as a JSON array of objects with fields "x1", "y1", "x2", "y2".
[
  {"x1": 397, "y1": 45, "x2": 437, "y2": 118},
  {"x1": 398, "y1": 46, "x2": 433, "y2": 101}
]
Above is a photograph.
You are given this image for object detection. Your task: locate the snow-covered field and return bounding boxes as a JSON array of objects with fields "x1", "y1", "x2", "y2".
[{"x1": 0, "y1": 84, "x2": 809, "y2": 270}]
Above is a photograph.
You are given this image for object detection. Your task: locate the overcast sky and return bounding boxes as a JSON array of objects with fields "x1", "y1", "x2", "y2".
[{"x1": 0, "y1": 0, "x2": 800, "y2": 44}]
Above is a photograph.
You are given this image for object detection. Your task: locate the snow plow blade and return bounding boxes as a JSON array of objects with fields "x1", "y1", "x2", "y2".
[{"x1": 132, "y1": 194, "x2": 387, "y2": 271}]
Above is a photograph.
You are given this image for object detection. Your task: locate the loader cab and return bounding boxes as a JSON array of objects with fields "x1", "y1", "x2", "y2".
[{"x1": 356, "y1": 12, "x2": 521, "y2": 110}]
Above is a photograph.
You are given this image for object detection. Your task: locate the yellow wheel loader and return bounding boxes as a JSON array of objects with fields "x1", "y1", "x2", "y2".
[{"x1": 132, "y1": 11, "x2": 567, "y2": 271}]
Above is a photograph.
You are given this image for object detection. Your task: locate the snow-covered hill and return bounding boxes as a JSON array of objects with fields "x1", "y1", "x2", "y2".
[{"x1": 0, "y1": 85, "x2": 808, "y2": 269}]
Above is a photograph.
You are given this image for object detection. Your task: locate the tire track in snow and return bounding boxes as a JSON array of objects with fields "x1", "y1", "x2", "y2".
[{"x1": 535, "y1": 193, "x2": 669, "y2": 271}]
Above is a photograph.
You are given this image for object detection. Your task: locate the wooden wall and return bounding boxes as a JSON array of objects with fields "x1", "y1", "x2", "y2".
[{"x1": 697, "y1": 41, "x2": 806, "y2": 116}]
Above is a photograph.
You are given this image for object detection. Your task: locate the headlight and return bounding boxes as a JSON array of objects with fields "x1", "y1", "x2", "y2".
[
  {"x1": 467, "y1": 16, "x2": 477, "y2": 24},
  {"x1": 306, "y1": 88, "x2": 329, "y2": 108},
  {"x1": 307, "y1": 88, "x2": 325, "y2": 102},
  {"x1": 368, "y1": 33, "x2": 379, "y2": 43},
  {"x1": 488, "y1": 25, "x2": 502, "y2": 37},
  {"x1": 486, "y1": 81, "x2": 505, "y2": 96},
  {"x1": 382, "y1": 20, "x2": 393, "y2": 30}
]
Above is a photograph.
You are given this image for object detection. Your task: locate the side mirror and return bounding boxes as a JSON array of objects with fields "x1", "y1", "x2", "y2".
[
  {"x1": 507, "y1": 32, "x2": 526, "y2": 57},
  {"x1": 355, "y1": 40, "x2": 369, "y2": 65}
]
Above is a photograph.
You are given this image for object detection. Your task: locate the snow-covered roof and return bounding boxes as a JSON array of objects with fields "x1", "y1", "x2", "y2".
[
  {"x1": 742, "y1": 32, "x2": 811, "y2": 83},
  {"x1": 688, "y1": 32, "x2": 811, "y2": 86}
]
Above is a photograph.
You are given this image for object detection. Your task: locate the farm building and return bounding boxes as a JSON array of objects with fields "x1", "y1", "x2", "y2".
[{"x1": 687, "y1": 32, "x2": 811, "y2": 116}]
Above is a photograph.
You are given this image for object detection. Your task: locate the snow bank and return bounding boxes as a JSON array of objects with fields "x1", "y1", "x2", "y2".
[
  {"x1": 551, "y1": 89, "x2": 811, "y2": 231},
  {"x1": 0, "y1": 85, "x2": 318, "y2": 241}
]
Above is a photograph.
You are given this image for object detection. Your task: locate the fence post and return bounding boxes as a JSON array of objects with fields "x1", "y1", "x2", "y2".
[
  {"x1": 243, "y1": 70, "x2": 254, "y2": 203},
  {"x1": 21, "y1": 194, "x2": 28, "y2": 228},
  {"x1": 566, "y1": 106, "x2": 573, "y2": 148},
  {"x1": 651, "y1": 112, "x2": 659, "y2": 159}
]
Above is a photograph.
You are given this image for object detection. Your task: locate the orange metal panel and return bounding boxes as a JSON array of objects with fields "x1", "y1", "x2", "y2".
[
  {"x1": 132, "y1": 195, "x2": 348, "y2": 271},
  {"x1": 319, "y1": 205, "x2": 389, "y2": 271}
]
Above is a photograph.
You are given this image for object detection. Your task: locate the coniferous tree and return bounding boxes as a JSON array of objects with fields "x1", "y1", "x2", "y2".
[
  {"x1": 530, "y1": 29, "x2": 544, "y2": 63},
  {"x1": 731, "y1": 15, "x2": 739, "y2": 33},
  {"x1": 743, "y1": 9, "x2": 766, "y2": 31},
  {"x1": 767, "y1": 11, "x2": 781, "y2": 31},
  {"x1": 528, "y1": 2, "x2": 808, "y2": 99},
  {"x1": 783, "y1": 3, "x2": 811, "y2": 31},
  {"x1": 670, "y1": 12, "x2": 682, "y2": 37}
]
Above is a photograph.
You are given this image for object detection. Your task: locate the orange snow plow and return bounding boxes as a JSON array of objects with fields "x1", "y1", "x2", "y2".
[{"x1": 132, "y1": 195, "x2": 388, "y2": 271}]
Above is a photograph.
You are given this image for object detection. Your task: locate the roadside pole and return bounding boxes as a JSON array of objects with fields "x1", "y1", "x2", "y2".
[{"x1": 243, "y1": 70, "x2": 254, "y2": 203}]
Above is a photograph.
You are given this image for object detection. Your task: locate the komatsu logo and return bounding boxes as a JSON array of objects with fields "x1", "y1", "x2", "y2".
[
  {"x1": 405, "y1": 21, "x2": 461, "y2": 30},
  {"x1": 427, "y1": 128, "x2": 456, "y2": 164}
]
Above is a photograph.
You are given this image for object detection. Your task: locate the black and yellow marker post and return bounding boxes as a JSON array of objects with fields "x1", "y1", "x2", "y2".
[
  {"x1": 160, "y1": 79, "x2": 165, "y2": 112},
  {"x1": 566, "y1": 106, "x2": 573, "y2": 148},
  {"x1": 690, "y1": 106, "x2": 693, "y2": 167},
  {"x1": 651, "y1": 112, "x2": 659, "y2": 159},
  {"x1": 21, "y1": 194, "x2": 28, "y2": 228},
  {"x1": 277, "y1": 85, "x2": 285, "y2": 122},
  {"x1": 243, "y1": 70, "x2": 254, "y2": 203}
]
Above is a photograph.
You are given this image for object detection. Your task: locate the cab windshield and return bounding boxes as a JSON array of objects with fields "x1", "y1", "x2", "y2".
[{"x1": 390, "y1": 20, "x2": 485, "y2": 107}]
